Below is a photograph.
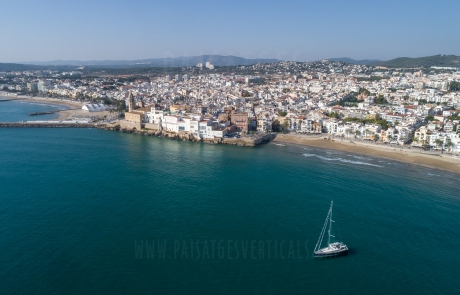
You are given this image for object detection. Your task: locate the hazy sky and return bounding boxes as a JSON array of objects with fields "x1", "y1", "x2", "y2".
[{"x1": 1, "y1": 0, "x2": 459, "y2": 63}]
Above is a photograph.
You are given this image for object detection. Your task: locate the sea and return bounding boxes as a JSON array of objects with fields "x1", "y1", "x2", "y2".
[{"x1": 1, "y1": 100, "x2": 460, "y2": 294}]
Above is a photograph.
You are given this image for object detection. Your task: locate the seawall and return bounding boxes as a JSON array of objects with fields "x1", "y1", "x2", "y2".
[
  {"x1": 98, "y1": 123, "x2": 276, "y2": 147},
  {"x1": 0, "y1": 121, "x2": 276, "y2": 146}
]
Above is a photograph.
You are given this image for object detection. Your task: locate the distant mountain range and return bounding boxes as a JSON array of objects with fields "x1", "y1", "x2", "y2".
[
  {"x1": 375, "y1": 55, "x2": 460, "y2": 68},
  {"x1": 21, "y1": 55, "x2": 282, "y2": 68},
  {"x1": 325, "y1": 57, "x2": 381, "y2": 65},
  {"x1": 326, "y1": 55, "x2": 460, "y2": 68},
  {"x1": 2, "y1": 54, "x2": 459, "y2": 72}
]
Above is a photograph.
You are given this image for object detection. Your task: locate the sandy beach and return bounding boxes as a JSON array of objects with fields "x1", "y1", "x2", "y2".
[
  {"x1": 2, "y1": 95, "x2": 111, "y2": 121},
  {"x1": 4, "y1": 95, "x2": 84, "y2": 108},
  {"x1": 274, "y1": 133, "x2": 460, "y2": 175}
]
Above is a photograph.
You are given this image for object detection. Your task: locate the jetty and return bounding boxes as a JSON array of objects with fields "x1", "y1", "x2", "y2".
[{"x1": 28, "y1": 108, "x2": 80, "y2": 116}]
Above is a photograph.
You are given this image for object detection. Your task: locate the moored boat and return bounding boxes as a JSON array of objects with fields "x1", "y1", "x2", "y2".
[{"x1": 313, "y1": 201, "x2": 348, "y2": 258}]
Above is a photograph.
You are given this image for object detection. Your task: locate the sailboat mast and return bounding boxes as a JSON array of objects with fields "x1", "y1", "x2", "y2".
[{"x1": 327, "y1": 201, "x2": 333, "y2": 246}]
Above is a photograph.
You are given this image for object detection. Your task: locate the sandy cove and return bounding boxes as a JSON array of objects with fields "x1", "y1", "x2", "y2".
[
  {"x1": 274, "y1": 133, "x2": 460, "y2": 175},
  {"x1": 3, "y1": 95, "x2": 111, "y2": 121},
  {"x1": 6, "y1": 95, "x2": 84, "y2": 109}
]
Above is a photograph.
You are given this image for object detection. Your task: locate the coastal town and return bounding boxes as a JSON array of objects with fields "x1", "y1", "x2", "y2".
[{"x1": 1, "y1": 60, "x2": 460, "y2": 153}]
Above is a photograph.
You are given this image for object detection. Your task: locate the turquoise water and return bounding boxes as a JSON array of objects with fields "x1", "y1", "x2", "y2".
[{"x1": 1, "y1": 102, "x2": 460, "y2": 294}]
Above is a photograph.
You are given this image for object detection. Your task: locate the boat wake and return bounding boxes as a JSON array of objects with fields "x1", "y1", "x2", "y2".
[
  {"x1": 303, "y1": 153, "x2": 383, "y2": 167},
  {"x1": 274, "y1": 143, "x2": 286, "y2": 146}
]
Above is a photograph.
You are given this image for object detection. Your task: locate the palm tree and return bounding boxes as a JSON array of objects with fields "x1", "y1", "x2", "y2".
[
  {"x1": 346, "y1": 129, "x2": 352, "y2": 139},
  {"x1": 445, "y1": 141, "x2": 453, "y2": 153},
  {"x1": 435, "y1": 139, "x2": 443, "y2": 153},
  {"x1": 365, "y1": 128, "x2": 371, "y2": 139},
  {"x1": 354, "y1": 130, "x2": 360, "y2": 139}
]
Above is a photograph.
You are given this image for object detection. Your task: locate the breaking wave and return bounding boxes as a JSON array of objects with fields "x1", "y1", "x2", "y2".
[{"x1": 303, "y1": 153, "x2": 383, "y2": 167}]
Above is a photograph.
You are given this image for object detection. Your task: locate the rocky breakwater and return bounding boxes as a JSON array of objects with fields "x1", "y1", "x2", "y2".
[
  {"x1": 221, "y1": 133, "x2": 276, "y2": 147},
  {"x1": 97, "y1": 124, "x2": 276, "y2": 146}
]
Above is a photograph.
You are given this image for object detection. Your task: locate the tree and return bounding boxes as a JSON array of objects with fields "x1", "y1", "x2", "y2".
[
  {"x1": 376, "y1": 95, "x2": 388, "y2": 104},
  {"x1": 445, "y1": 141, "x2": 453, "y2": 152},
  {"x1": 346, "y1": 129, "x2": 352, "y2": 139},
  {"x1": 282, "y1": 119, "x2": 289, "y2": 133},
  {"x1": 242, "y1": 90, "x2": 251, "y2": 97},
  {"x1": 449, "y1": 81, "x2": 460, "y2": 91},
  {"x1": 374, "y1": 134, "x2": 380, "y2": 142},
  {"x1": 272, "y1": 120, "x2": 281, "y2": 132},
  {"x1": 278, "y1": 111, "x2": 287, "y2": 117},
  {"x1": 354, "y1": 130, "x2": 361, "y2": 139},
  {"x1": 359, "y1": 87, "x2": 371, "y2": 96},
  {"x1": 365, "y1": 128, "x2": 371, "y2": 138},
  {"x1": 435, "y1": 139, "x2": 444, "y2": 153}
]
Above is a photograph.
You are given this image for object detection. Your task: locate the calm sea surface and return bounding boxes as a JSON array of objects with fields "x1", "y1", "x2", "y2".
[
  {"x1": 1, "y1": 101, "x2": 460, "y2": 294},
  {"x1": 0, "y1": 99, "x2": 68, "y2": 122}
]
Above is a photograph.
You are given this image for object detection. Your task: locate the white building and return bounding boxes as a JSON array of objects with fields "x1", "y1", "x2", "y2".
[{"x1": 82, "y1": 104, "x2": 107, "y2": 112}]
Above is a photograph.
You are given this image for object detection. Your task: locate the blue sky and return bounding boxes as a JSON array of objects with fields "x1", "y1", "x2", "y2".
[{"x1": 1, "y1": 0, "x2": 459, "y2": 63}]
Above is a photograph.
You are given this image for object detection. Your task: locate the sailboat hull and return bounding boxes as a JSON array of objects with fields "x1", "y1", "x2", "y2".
[
  {"x1": 314, "y1": 242, "x2": 348, "y2": 258},
  {"x1": 314, "y1": 248, "x2": 348, "y2": 258}
]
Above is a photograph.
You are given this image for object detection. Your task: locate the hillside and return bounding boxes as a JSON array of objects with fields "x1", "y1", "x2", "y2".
[
  {"x1": 0, "y1": 63, "x2": 78, "y2": 72},
  {"x1": 376, "y1": 55, "x2": 460, "y2": 68},
  {"x1": 326, "y1": 57, "x2": 380, "y2": 65},
  {"x1": 22, "y1": 55, "x2": 282, "y2": 68}
]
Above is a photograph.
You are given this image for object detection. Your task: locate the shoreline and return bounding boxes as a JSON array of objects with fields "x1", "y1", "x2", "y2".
[
  {"x1": 3, "y1": 96, "x2": 460, "y2": 174},
  {"x1": 273, "y1": 133, "x2": 460, "y2": 175},
  {"x1": 2, "y1": 95, "x2": 84, "y2": 109},
  {"x1": 1, "y1": 95, "x2": 98, "y2": 121}
]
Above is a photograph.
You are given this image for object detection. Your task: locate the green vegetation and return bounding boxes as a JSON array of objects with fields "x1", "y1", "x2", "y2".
[
  {"x1": 376, "y1": 55, "x2": 460, "y2": 68},
  {"x1": 327, "y1": 111, "x2": 342, "y2": 119},
  {"x1": 334, "y1": 95, "x2": 359, "y2": 107},
  {"x1": 359, "y1": 87, "x2": 371, "y2": 96},
  {"x1": 242, "y1": 90, "x2": 251, "y2": 97},
  {"x1": 278, "y1": 111, "x2": 287, "y2": 117},
  {"x1": 376, "y1": 95, "x2": 388, "y2": 104},
  {"x1": 447, "y1": 113, "x2": 460, "y2": 121},
  {"x1": 103, "y1": 98, "x2": 126, "y2": 114},
  {"x1": 282, "y1": 88, "x2": 291, "y2": 93},
  {"x1": 343, "y1": 116, "x2": 391, "y2": 130},
  {"x1": 449, "y1": 81, "x2": 460, "y2": 91},
  {"x1": 173, "y1": 96, "x2": 186, "y2": 103},
  {"x1": 272, "y1": 120, "x2": 281, "y2": 132},
  {"x1": 0, "y1": 63, "x2": 76, "y2": 72},
  {"x1": 84, "y1": 66, "x2": 183, "y2": 77}
]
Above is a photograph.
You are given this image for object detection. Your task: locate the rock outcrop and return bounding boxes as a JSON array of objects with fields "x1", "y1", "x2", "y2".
[{"x1": 96, "y1": 124, "x2": 276, "y2": 147}]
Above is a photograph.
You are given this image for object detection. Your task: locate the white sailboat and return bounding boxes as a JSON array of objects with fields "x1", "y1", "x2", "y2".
[{"x1": 313, "y1": 201, "x2": 348, "y2": 257}]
